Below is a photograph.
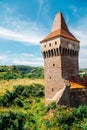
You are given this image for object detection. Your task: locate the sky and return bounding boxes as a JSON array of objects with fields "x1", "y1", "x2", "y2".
[{"x1": 0, "y1": 0, "x2": 87, "y2": 68}]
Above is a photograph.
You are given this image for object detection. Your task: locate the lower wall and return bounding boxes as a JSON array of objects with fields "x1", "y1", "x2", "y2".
[
  {"x1": 70, "y1": 89, "x2": 87, "y2": 107},
  {"x1": 57, "y1": 88, "x2": 87, "y2": 107}
]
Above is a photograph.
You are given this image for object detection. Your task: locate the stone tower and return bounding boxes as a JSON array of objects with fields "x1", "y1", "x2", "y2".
[{"x1": 40, "y1": 12, "x2": 80, "y2": 105}]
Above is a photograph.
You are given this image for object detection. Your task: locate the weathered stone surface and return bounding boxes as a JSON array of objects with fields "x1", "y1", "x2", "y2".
[{"x1": 70, "y1": 89, "x2": 87, "y2": 107}]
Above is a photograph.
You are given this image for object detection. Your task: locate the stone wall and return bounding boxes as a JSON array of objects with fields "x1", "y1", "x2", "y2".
[
  {"x1": 70, "y1": 88, "x2": 87, "y2": 107},
  {"x1": 57, "y1": 87, "x2": 87, "y2": 107},
  {"x1": 44, "y1": 57, "x2": 65, "y2": 104},
  {"x1": 61, "y1": 56, "x2": 79, "y2": 78}
]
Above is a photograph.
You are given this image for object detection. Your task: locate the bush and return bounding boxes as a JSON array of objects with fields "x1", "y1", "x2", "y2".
[
  {"x1": 13, "y1": 98, "x2": 23, "y2": 107},
  {"x1": 0, "y1": 111, "x2": 26, "y2": 130},
  {"x1": 49, "y1": 102, "x2": 56, "y2": 109}
]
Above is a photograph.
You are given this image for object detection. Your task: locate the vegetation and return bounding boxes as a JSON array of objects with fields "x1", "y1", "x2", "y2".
[
  {"x1": 0, "y1": 84, "x2": 87, "y2": 130},
  {"x1": 0, "y1": 65, "x2": 44, "y2": 80},
  {"x1": 0, "y1": 65, "x2": 87, "y2": 129},
  {"x1": 79, "y1": 68, "x2": 87, "y2": 78}
]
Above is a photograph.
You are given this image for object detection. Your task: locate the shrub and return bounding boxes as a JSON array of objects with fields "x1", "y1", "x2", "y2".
[
  {"x1": 13, "y1": 98, "x2": 23, "y2": 107},
  {"x1": 49, "y1": 102, "x2": 56, "y2": 109}
]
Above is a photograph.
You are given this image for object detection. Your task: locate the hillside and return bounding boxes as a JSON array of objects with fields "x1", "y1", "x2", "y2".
[
  {"x1": 0, "y1": 66, "x2": 87, "y2": 129},
  {"x1": 0, "y1": 65, "x2": 44, "y2": 80}
]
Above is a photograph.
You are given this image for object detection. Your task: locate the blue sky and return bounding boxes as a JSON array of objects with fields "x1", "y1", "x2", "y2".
[{"x1": 0, "y1": 0, "x2": 87, "y2": 68}]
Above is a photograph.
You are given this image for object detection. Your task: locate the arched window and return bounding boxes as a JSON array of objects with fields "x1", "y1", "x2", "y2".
[
  {"x1": 43, "y1": 51, "x2": 46, "y2": 58},
  {"x1": 48, "y1": 50, "x2": 50, "y2": 57},
  {"x1": 76, "y1": 51, "x2": 78, "y2": 56},
  {"x1": 51, "y1": 49, "x2": 54, "y2": 57},
  {"x1": 59, "y1": 46, "x2": 62, "y2": 55},
  {"x1": 75, "y1": 51, "x2": 77, "y2": 56},
  {"x1": 42, "y1": 52, "x2": 44, "y2": 58},
  {"x1": 68, "y1": 49, "x2": 69, "y2": 56},
  {"x1": 65, "y1": 48, "x2": 67, "y2": 56},
  {"x1": 73, "y1": 50, "x2": 74, "y2": 56}
]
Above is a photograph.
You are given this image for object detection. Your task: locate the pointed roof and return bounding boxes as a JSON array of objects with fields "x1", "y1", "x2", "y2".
[
  {"x1": 51, "y1": 12, "x2": 69, "y2": 32},
  {"x1": 40, "y1": 12, "x2": 79, "y2": 43}
]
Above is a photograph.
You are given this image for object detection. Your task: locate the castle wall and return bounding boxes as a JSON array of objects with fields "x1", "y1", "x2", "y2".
[
  {"x1": 61, "y1": 56, "x2": 79, "y2": 78},
  {"x1": 44, "y1": 57, "x2": 65, "y2": 104},
  {"x1": 57, "y1": 87, "x2": 87, "y2": 107},
  {"x1": 70, "y1": 89, "x2": 87, "y2": 107}
]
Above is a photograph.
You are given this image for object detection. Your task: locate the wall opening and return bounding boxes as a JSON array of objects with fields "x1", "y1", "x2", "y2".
[
  {"x1": 52, "y1": 88, "x2": 54, "y2": 92},
  {"x1": 49, "y1": 76, "x2": 51, "y2": 79}
]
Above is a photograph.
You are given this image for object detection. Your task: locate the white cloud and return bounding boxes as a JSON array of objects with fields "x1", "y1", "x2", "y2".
[
  {"x1": 0, "y1": 53, "x2": 43, "y2": 66},
  {"x1": 21, "y1": 53, "x2": 34, "y2": 57},
  {"x1": 0, "y1": 5, "x2": 47, "y2": 45},
  {"x1": 0, "y1": 26, "x2": 44, "y2": 45}
]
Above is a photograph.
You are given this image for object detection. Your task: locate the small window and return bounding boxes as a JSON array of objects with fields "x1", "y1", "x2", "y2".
[
  {"x1": 52, "y1": 88, "x2": 54, "y2": 92},
  {"x1": 49, "y1": 43, "x2": 51, "y2": 46},
  {"x1": 55, "y1": 41, "x2": 57, "y2": 45},
  {"x1": 49, "y1": 76, "x2": 51, "y2": 79},
  {"x1": 44, "y1": 45, "x2": 46, "y2": 47}
]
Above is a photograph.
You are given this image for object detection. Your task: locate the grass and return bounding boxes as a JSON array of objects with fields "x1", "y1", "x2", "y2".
[
  {"x1": 0, "y1": 78, "x2": 44, "y2": 95},
  {"x1": 0, "y1": 77, "x2": 87, "y2": 129}
]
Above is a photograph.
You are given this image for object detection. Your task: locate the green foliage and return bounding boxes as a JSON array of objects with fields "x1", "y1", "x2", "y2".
[
  {"x1": 13, "y1": 98, "x2": 23, "y2": 107},
  {"x1": 0, "y1": 65, "x2": 44, "y2": 80},
  {"x1": 0, "y1": 83, "x2": 45, "y2": 129},
  {"x1": 50, "y1": 105, "x2": 87, "y2": 130},
  {"x1": 0, "y1": 84, "x2": 44, "y2": 107},
  {"x1": 0, "y1": 111, "x2": 33, "y2": 130},
  {"x1": 0, "y1": 78, "x2": 87, "y2": 129},
  {"x1": 49, "y1": 101, "x2": 56, "y2": 109},
  {"x1": 21, "y1": 83, "x2": 44, "y2": 98},
  {"x1": 79, "y1": 68, "x2": 87, "y2": 78},
  {"x1": 27, "y1": 67, "x2": 44, "y2": 79}
]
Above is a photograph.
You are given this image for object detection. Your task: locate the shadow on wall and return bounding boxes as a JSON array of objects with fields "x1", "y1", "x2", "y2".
[
  {"x1": 70, "y1": 89, "x2": 87, "y2": 107},
  {"x1": 58, "y1": 86, "x2": 87, "y2": 107}
]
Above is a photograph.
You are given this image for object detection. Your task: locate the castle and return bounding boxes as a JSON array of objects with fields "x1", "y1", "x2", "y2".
[{"x1": 40, "y1": 12, "x2": 87, "y2": 107}]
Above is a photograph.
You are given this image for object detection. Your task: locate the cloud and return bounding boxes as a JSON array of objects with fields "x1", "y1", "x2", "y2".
[
  {"x1": 0, "y1": 53, "x2": 43, "y2": 66},
  {"x1": 69, "y1": 5, "x2": 77, "y2": 14},
  {"x1": 0, "y1": 4, "x2": 47, "y2": 45},
  {"x1": 13, "y1": 58, "x2": 43, "y2": 66},
  {"x1": 0, "y1": 26, "x2": 44, "y2": 45}
]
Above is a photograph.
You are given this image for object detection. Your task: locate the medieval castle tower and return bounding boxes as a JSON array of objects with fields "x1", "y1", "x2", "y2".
[{"x1": 40, "y1": 12, "x2": 87, "y2": 106}]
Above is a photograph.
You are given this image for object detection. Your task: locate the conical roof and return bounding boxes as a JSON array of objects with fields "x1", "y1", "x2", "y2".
[
  {"x1": 40, "y1": 12, "x2": 79, "y2": 43},
  {"x1": 51, "y1": 12, "x2": 69, "y2": 32}
]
